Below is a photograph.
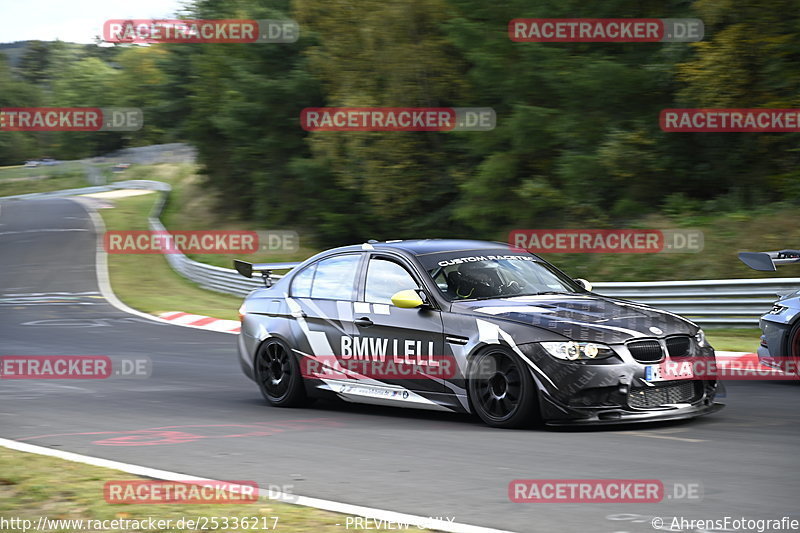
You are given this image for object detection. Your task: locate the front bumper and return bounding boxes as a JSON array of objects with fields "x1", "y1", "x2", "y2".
[
  {"x1": 523, "y1": 343, "x2": 724, "y2": 426},
  {"x1": 540, "y1": 378, "x2": 722, "y2": 426},
  {"x1": 543, "y1": 394, "x2": 723, "y2": 426}
]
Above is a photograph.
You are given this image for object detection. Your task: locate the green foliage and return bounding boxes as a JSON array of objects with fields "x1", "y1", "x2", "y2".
[
  {"x1": 0, "y1": 55, "x2": 40, "y2": 164},
  {"x1": 1, "y1": 0, "x2": 799, "y2": 257}
]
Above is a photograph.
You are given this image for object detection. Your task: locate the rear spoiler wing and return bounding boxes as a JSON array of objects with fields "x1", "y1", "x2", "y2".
[
  {"x1": 234, "y1": 260, "x2": 302, "y2": 287},
  {"x1": 738, "y1": 250, "x2": 800, "y2": 271}
]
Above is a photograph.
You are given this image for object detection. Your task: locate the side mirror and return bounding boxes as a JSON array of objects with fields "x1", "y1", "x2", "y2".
[
  {"x1": 575, "y1": 278, "x2": 593, "y2": 291},
  {"x1": 391, "y1": 289, "x2": 425, "y2": 309}
]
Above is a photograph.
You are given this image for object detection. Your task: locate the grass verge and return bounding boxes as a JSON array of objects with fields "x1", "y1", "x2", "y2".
[
  {"x1": 0, "y1": 447, "x2": 418, "y2": 533},
  {"x1": 98, "y1": 191, "x2": 243, "y2": 320},
  {"x1": 705, "y1": 328, "x2": 761, "y2": 353}
]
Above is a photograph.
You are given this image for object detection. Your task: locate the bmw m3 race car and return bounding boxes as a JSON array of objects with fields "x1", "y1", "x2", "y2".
[
  {"x1": 738, "y1": 249, "x2": 800, "y2": 366},
  {"x1": 235, "y1": 240, "x2": 722, "y2": 427}
]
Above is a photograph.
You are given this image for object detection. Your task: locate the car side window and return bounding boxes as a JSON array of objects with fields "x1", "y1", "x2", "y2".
[
  {"x1": 310, "y1": 254, "x2": 361, "y2": 300},
  {"x1": 290, "y1": 263, "x2": 316, "y2": 297},
  {"x1": 365, "y1": 258, "x2": 419, "y2": 305}
]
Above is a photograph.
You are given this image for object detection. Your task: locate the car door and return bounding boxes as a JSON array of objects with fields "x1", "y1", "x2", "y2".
[
  {"x1": 349, "y1": 253, "x2": 447, "y2": 392},
  {"x1": 287, "y1": 253, "x2": 363, "y2": 376}
]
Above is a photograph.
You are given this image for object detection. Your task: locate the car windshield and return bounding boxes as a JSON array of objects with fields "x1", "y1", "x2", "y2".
[{"x1": 425, "y1": 254, "x2": 581, "y2": 300}]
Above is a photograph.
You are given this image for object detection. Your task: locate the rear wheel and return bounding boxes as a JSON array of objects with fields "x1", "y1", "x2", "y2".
[
  {"x1": 254, "y1": 339, "x2": 307, "y2": 407},
  {"x1": 789, "y1": 321, "x2": 800, "y2": 360},
  {"x1": 468, "y1": 347, "x2": 540, "y2": 428}
]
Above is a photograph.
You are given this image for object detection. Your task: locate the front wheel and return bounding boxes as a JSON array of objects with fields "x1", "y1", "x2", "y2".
[
  {"x1": 254, "y1": 339, "x2": 307, "y2": 407},
  {"x1": 786, "y1": 321, "x2": 800, "y2": 378},
  {"x1": 468, "y1": 347, "x2": 540, "y2": 428}
]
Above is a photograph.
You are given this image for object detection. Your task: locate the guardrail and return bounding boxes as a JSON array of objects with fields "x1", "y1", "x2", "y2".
[
  {"x1": 591, "y1": 279, "x2": 799, "y2": 326},
  {"x1": 4, "y1": 180, "x2": 798, "y2": 326},
  {"x1": 146, "y1": 183, "x2": 269, "y2": 297}
]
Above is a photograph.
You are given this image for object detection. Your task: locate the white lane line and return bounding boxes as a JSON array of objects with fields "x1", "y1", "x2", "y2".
[
  {"x1": 75, "y1": 199, "x2": 237, "y2": 335},
  {"x1": 81, "y1": 189, "x2": 155, "y2": 199},
  {"x1": 0, "y1": 438, "x2": 514, "y2": 533},
  {"x1": 0, "y1": 228, "x2": 89, "y2": 236},
  {"x1": 617, "y1": 431, "x2": 706, "y2": 443}
]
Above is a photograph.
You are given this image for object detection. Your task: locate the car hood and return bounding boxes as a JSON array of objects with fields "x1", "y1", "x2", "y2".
[{"x1": 451, "y1": 293, "x2": 695, "y2": 343}]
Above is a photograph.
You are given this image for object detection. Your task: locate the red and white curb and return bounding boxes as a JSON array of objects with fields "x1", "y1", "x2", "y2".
[{"x1": 158, "y1": 311, "x2": 240, "y2": 333}]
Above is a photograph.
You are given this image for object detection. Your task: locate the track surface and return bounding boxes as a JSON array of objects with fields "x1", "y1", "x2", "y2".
[{"x1": 1, "y1": 198, "x2": 798, "y2": 533}]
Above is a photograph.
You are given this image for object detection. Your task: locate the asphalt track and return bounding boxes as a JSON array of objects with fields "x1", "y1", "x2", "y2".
[{"x1": 1, "y1": 197, "x2": 798, "y2": 533}]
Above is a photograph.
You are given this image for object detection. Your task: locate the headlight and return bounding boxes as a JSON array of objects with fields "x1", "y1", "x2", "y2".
[
  {"x1": 694, "y1": 328, "x2": 707, "y2": 347},
  {"x1": 769, "y1": 304, "x2": 788, "y2": 315},
  {"x1": 540, "y1": 341, "x2": 614, "y2": 361}
]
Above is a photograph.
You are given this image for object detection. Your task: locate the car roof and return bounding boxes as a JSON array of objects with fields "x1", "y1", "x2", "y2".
[{"x1": 326, "y1": 239, "x2": 518, "y2": 256}]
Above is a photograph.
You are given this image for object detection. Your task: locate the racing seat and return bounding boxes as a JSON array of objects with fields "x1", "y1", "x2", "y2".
[{"x1": 446, "y1": 264, "x2": 497, "y2": 299}]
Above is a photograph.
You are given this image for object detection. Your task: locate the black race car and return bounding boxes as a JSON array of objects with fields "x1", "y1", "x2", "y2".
[
  {"x1": 235, "y1": 240, "x2": 722, "y2": 427},
  {"x1": 738, "y1": 249, "x2": 800, "y2": 367}
]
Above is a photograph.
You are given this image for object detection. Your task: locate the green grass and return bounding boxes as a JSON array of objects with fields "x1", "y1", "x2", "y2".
[
  {"x1": 0, "y1": 161, "x2": 84, "y2": 180},
  {"x1": 514, "y1": 207, "x2": 800, "y2": 282},
  {"x1": 99, "y1": 191, "x2": 244, "y2": 320},
  {"x1": 0, "y1": 447, "x2": 420, "y2": 532},
  {"x1": 705, "y1": 328, "x2": 762, "y2": 353},
  {"x1": 0, "y1": 163, "x2": 88, "y2": 196}
]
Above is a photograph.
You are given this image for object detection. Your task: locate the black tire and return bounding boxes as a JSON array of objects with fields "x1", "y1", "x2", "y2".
[
  {"x1": 789, "y1": 320, "x2": 800, "y2": 359},
  {"x1": 254, "y1": 339, "x2": 307, "y2": 407},
  {"x1": 468, "y1": 346, "x2": 540, "y2": 428}
]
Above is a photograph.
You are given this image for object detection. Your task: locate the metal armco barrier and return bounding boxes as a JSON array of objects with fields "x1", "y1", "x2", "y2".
[{"x1": 591, "y1": 279, "x2": 799, "y2": 326}]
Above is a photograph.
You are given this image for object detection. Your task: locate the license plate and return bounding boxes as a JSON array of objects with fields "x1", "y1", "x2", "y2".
[{"x1": 644, "y1": 361, "x2": 695, "y2": 382}]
